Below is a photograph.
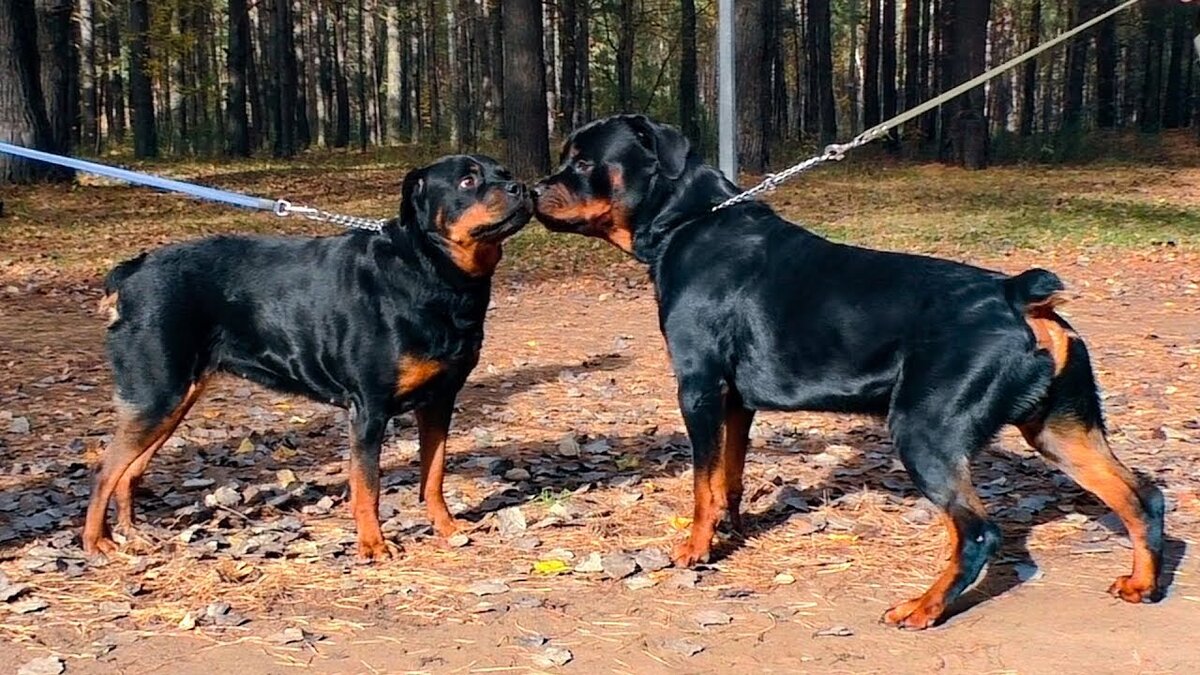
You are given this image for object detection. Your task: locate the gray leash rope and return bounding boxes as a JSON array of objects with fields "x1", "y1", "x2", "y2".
[
  {"x1": 714, "y1": 0, "x2": 1144, "y2": 212},
  {"x1": 273, "y1": 200, "x2": 388, "y2": 232}
]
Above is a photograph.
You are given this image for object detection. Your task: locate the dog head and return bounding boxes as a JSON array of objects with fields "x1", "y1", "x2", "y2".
[
  {"x1": 532, "y1": 115, "x2": 695, "y2": 258},
  {"x1": 400, "y1": 155, "x2": 532, "y2": 277}
]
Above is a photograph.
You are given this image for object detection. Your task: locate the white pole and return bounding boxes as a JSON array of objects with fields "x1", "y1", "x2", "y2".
[{"x1": 717, "y1": 0, "x2": 737, "y2": 182}]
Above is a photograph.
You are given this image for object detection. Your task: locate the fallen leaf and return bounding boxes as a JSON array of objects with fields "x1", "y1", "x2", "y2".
[
  {"x1": 773, "y1": 572, "x2": 796, "y2": 585},
  {"x1": 574, "y1": 552, "x2": 604, "y2": 573},
  {"x1": 813, "y1": 625, "x2": 854, "y2": 637},
  {"x1": 533, "y1": 559, "x2": 572, "y2": 576},
  {"x1": 669, "y1": 516, "x2": 693, "y2": 531}
]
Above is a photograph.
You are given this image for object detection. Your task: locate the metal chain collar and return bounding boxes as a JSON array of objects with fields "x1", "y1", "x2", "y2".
[{"x1": 273, "y1": 200, "x2": 388, "y2": 232}]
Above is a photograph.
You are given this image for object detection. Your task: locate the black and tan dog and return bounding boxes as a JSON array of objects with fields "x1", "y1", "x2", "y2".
[
  {"x1": 533, "y1": 115, "x2": 1164, "y2": 629},
  {"x1": 84, "y1": 155, "x2": 531, "y2": 561}
]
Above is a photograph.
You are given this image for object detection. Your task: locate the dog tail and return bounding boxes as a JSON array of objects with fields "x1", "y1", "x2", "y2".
[
  {"x1": 1004, "y1": 268, "x2": 1066, "y2": 315},
  {"x1": 103, "y1": 252, "x2": 148, "y2": 295}
]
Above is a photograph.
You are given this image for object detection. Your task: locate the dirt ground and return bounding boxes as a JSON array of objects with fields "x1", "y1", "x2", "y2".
[{"x1": 2, "y1": 162, "x2": 1199, "y2": 673}]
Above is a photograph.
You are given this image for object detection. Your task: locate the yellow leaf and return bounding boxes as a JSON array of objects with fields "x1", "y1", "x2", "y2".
[
  {"x1": 827, "y1": 533, "x2": 858, "y2": 542},
  {"x1": 273, "y1": 447, "x2": 298, "y2": 461},
  {"x1": 526, "y1": 340, "x2": 539, "y2": 347},
  {"x1": 615, "y1": 455, "x2": 640, "y2": 470},
  {"x1": 289, "y1": 415, "x2": 308, "y2": 424},
  {"x1": 669, "y1": 516, "x2": 693, "y2": 531},
  {"x1": 235, "y1": 437, "x2": 255, "y2": 454},
  {"x1": 533, "y1": 559, "x2": 572, "y2": 575}
]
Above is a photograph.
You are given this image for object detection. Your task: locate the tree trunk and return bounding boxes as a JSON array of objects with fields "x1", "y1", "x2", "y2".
[
  {"x1": 293, "y1": 0, "x2": 311, "y2": 149},
  {"x1": 679, "y1": 0, "x2": 699, "y2": 141},
  {"x1": 169, "y1": 6, "x2": 189, "y2": 154},
  {"x1": 489, "y1": 0, "x2": 504, "y2": 131},
  {"x1": 560, "y1": 0, "x2": 578, "y2": 132},
  {"x1": 903, "y1": 0, "x2": 920, "y2": 135},
  {"x1": 617, "y1": 0, "x2": 635, "y2": 112},
  {"x1": 1019, "y1": 0, "x2": 1040, "y2": 135},
  {"x1": 1062, "y1": 0, "x2": 1090, "y2": 133},
  {"x1": 865, "y1": 0, "x2": 881, "y2": 128},
  {"x1": 332, "y1": 0, "x2": 351, "y2": 147},
  {"x1": 275, "y1": 0, "x2": 298, "y2": 156},
  {"x1": 1095, "y1": 0, "x2": 1117, "y2": 128},
  {"x1": 1139, "y1": 4, "x2": 1165, "y2": 133},
  {"x1": 502, "y1": 0, "x2": 549, "y2": 175},
  {"x1": 881, "y1": 0, "x2": 898, "y2": 136},
  {"x1": 36, "y1": 0, "x2": 73, "y2": 155},
  {"x1": 128, "y1": 0, "x2": 157, "y2": 157},
  {"x1": 79, "y1": 0, "x2": 98, "y2": 150},
  {"x1": 315, "y1": 2, "x2": 334, "y2": 146},
  {"x1": 1, "y1": 0, "x2": 65, "y2": 182},
  {"x1": 946, "y1": 0, "x2": 990, "y2": 169},
  {"x1": 355, "y1": 0, "x2": 368, "y2": 150},
  {"x1": 1162, "y1": 6, "x2": 1190, "y2": 129},
  {"x1": 227, "y1": 0, "x2": 251, "y2": 155},
  {"x1": 104, "y1": 8, "x2": 125, "y2": 144},
  {"x1": 848, "y1": 0, "x2": 859, "y2": 133},
  {"x1": 737, "y1": 0, "x2": 770, "y2": 172},
  {"x1": 577, "y1": 0, "x2": 591, "y2": 123},
  {"x1": 425, "y1": 0, "x2": 441, "y2": 139},
  {"x1": 447, "y1": 0, "x2": 461, "y2": 147},
  {"x1": 386, "y1": 0, "x2": 403, "y2": 144},
  {"x1": 808, "y1": 0, "x2": 837, "y2": 144}
]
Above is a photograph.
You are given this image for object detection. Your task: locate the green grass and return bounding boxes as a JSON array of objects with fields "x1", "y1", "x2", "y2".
[{"x1": 2, "y1": 146, "x2": 1197, "y2": 280}]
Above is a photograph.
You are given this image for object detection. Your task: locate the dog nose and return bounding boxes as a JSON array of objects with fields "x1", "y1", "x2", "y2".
[
  {"x1": 532, "y1": 182, "x2": 547, "y2": 199},
  {"x1": 505, "y1": 181, "x2": 524, "y2": 196}
]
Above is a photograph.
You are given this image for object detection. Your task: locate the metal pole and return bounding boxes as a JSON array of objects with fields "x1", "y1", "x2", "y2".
[{"x1": 717, "y1": 0, "x2": 737, "y2": 182}]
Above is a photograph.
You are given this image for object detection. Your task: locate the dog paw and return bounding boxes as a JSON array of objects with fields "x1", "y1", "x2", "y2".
[
  {"x1": 356, "y1": 538, "x2": 396, "y2": 563},
  {"x1": 1108, "y1": 575, "x2": 1161, "y2": 604},
  {"x1": 433, "y1": 517, "x2": 466, "y2": 539},
  {"x1": 82, "y1": 535, "x2": 119, "y2": 558},
  {"x1": 882, "y1": 597, "x2": 945, "y2": 631},
  {"x1": 671, "y1": 538, "x2": 711, "y2": 568}
]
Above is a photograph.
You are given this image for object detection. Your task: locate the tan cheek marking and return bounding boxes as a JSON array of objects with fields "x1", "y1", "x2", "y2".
[{"x1": 397, "y1": 355, "x2": 444, "y2": 396}]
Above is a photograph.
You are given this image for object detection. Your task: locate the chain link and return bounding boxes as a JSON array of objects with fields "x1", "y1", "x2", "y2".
[{"x1": 273, "y1": 200, "x2": 388, "y2": 232}]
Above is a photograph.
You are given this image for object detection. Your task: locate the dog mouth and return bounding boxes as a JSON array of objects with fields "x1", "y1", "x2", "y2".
[{"x1": 471, "y1": 201, "x2": 532, "y2": 242}]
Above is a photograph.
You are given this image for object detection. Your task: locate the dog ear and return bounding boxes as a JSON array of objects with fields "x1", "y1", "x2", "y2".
[
  {"x1": 400, "y1": 168, "x2": 428, "y2": 226},
  {"x1": 625, "y1": 115, "x2": 691, "y2": 180}
]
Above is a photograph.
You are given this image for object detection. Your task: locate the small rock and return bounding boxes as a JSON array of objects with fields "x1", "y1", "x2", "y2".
[
  {"x1": 772, "y1": 572, "x2": 796, "y2": 585},
  {"x1": 496, "y1": 506, "x2": 527, "y2": 538},
  {"x1": 602, "y1": 552, "x2": 638, "y2": 580},
  {"x1": 666, "y1": 570, "x2": 699, "y2": 589},
  {"x1": 8, "y1": 597, "x2": 48, "y2": 614},
  {"x1": 634, "y1": 548, "x2": 671, "y2": 572},
  {"x1": 557, "y1": 435, "x2": 581, "y2": 457},
  {"x1": 574, "y1": 552, "x2": 604, "y2": 574},
  {"x1": 98, "y1": 600, "x2": 132, "y2": 618},
  {"x1": 531, "y1": 647, "x2": 573, "y2": 668},
  {"x1": 513, "y1": 634, "x2": 548, "y2": 648},
  {"x1": 693, "y1": 609, "x2": 733, "y2": 627},
  {"x1": 503, "y1": 468, "x2": 531, "y2": 482},
  {"x1": 662, "y1": 638, "x2": 705, "y2": 657},
  {"x1": 813, "y1": 625, "x2": 854, "y2": 637},
  {"x1": 624, "y1": 575, "x2": 658, "y2": 591},
  {"x1": 8, "y1": 417, "x2": 31, "y2": 434},
  {"x1": 267, "y1": 627, "x2": 321, "y2": 645},
  {"x1": 467, "y1": 580, "x2": 510, "y2": 596},
  {"x1": 17, "y1": 655, "x2": 64, "y2": 675},
  {"x1": 447, "y1": 532, "x2": 470, "y2": 548},
  {"x1": 182, "y1": 478, "x2": 216, "y2": 489},
  {"x1": 0, "y1": 583, "x2": 32, "y2": 602}
]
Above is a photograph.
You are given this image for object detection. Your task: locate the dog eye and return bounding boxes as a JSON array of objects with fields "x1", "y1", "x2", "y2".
[
  {"x1": 574, "y1": 159, "x2": 593, "y2": 174},
  {"x1": 458, "y1": 176, "x2": 477, "y2": 190}
]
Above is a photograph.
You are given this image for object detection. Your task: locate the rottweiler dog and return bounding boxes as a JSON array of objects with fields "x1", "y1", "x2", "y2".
[
  {"x1": 84, "y1": 155, "x2": 531, "y2": 562},
  {"x1": 534, "y1": 115, "x2": 1164, "y2": 629}
]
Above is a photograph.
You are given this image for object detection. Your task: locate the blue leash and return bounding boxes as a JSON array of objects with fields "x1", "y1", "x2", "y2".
[{"x1": 0, "y1": 141, "x2": 386, "y2": 231}]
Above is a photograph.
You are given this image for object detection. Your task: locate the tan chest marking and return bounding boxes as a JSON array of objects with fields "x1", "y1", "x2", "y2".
[{"x1": 396, "y1": 355, "x2": 444, "y2": 396}]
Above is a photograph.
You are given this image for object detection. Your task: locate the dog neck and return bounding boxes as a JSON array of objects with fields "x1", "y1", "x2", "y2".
[
  {"x1": 385, "y1": 218, "x2": 496, "y2": 290},
  {"x1": 630, "y1": 163, "x2": 742, "y2": 263}
]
